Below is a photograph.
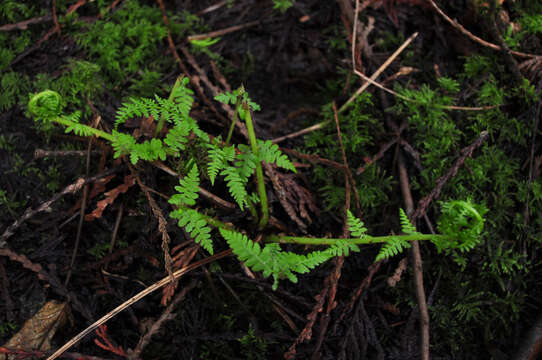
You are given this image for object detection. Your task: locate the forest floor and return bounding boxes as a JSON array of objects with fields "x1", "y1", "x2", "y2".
[{"x1": 0, "y1": 1, "x2": 541, "y2": 359}]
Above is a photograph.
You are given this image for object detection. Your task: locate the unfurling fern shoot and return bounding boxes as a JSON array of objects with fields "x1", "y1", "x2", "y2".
[{"x1": 266, "y1": 200, "x2": 487, "y2": 264}]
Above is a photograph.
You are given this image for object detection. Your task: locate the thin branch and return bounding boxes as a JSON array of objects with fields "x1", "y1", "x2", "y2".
[
  {"x1": 187, "y1": 20, "x2": 260, "y2": 41},
  {"x1": 131, "y1": 279, "x2": 198, "y2": 357},
  {"x1": 46, "y1": 249, "x2": 233, "y2": 360},
  {"x1": 398, "y1": 154, "x2": 430, "y2": 360},
  {"x1": 1, "y1": 168, "x2": 121, "y2": 247},
  {"x1": 427, "y1": 0, "x2": 539, "y2": 59},
  {"x1": 0, "y1": 15, "x2": 52, "y2": 31},
  {"x1": 341, "y1": 31, "x2": 419, "y2": 113}
]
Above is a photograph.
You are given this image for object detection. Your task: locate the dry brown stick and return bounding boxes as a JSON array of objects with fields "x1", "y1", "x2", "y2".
[
  {"x1": 179, "y1": 45, "x2": 249, "y2": 139},
  {"x1": 284, "y1": 285, "x2": 329, "y2": 360},
  {"x1": 281, "y1": 148, "x2": 345, "y2": 170},
  {"x1": 151, "y1": 160, "x2": 237, "y2": 210},
  {"x1": 155, "y1": 0, "x2": 231, "y2": 129},
  {"x1": 332, "y1": 102, "x2": 362, "y2": 217},
  {"x1": 342, "y1": 31, "x2": 419, "y2": 113},
  {"x1": 210, "y1": 60, "x2": 232, "y2": 93},
  {"x1": 197, "y1": 0, "x2": 229, "y2": 16},
  {"x1": 412, "y1": 130, "x2": 489, "y2": 220},
  {"x1": 34, "y1": 149, "x2": 102, "y2": 158},
  {"x1": 311, "y1": 102, "x2": 355, "y2": 358},
  {"x1": 46, "y1": 249, "x2": 233, "y2": 360},
  {"x1": 354, "y1": 68, "x2": 497, "y2": 111},
  {"x1": 65, "y1": 123, "x2": 96, "y2": 287},
  {"x1": 427, "y1": 0, "x2": 539, "y2": 59},
  {"x1": 130, "y1": 279, "x2": 198, "y2": 358},
  {"x1": 129, "y1": 164, "x2": 175, "y2": 283},
  {"x1": 271, "y1": 121, "x2": 329, "y2": 144},
  {"x1": 52, "y1": 0, "x2": 60, "y2": 34},
  {"x1": 356, "y1": 137, "x2": 398, "y2": 175},
  {"x1": 0, "y1": 15, "x2": 52, "y2": 31},
  {"x1": 0, "y1": 247, "x2": 94, "y2": 321},
  {"x1": 398, "y1": 154, "x2": 430, "y2": 360},
  {"x1": 333, "y1": 260, "x2": 382, "y2": 330},
  {"x1": 487, "y1": 0, "x2": 523, "y2": 85},
  {"x1": 0, "y1": 168, "x2": 119, "y2": 247},
  {"x1": 187, "y1": 20, "x2": 260, "y2": 41},
  {"x1": 272, "y1": 31, "x2": 419, "y2": 144}
]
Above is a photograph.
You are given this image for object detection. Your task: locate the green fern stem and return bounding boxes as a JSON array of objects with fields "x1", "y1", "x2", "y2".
[
  {"x1": 264, "y1": 233, "x2": 450, "y2": 246},
  {"x1": 225, "y1": 96, "x2": 241, "y2": 145},
  {"x1": 241, "y1": 100, "x2": 269, "y2": 229}
]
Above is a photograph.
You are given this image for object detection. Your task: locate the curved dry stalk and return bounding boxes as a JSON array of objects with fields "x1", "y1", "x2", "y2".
[{"x1": 46, "y1": 250, "x2": 232, "y2": 360}]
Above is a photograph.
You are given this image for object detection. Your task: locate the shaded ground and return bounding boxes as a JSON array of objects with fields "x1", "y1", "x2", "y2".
[{"x1": 1, "y1": 1, "x2": 541, "y2": 359}]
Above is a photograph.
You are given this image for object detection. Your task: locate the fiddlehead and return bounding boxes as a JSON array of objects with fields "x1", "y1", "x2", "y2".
[
  {"x1": 435, "y1": 199, "x2": 488, "y2": 253},
  {"x1": 28, "y1": 90, "x2": 63, "y2": 122}
]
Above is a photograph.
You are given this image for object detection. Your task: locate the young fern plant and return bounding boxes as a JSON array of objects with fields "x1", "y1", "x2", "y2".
[{"x1": 27, "y1": 80, "x2": 488, "y2": 291}]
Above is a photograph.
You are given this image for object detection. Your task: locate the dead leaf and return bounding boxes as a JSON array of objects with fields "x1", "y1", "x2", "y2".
[
  {"x1": 0, "y1": 301, "x2": 69, "y2": 359},
  {"x1": 85, "y1": 175, "x2": 135, "y2": 221}
]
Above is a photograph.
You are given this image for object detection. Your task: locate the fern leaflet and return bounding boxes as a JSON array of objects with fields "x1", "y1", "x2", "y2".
[
  {"x1": 220, "y1": 229, "x2": 334, "y2": 290},
  {"x1": 169, "y1": 164, "x2": 200, "y2": 206},
  {"x1": 170, "y1": 208, "x2": 213, "y2": 254},
  {"x1": 235, "y1": 144, "x2": 258, "y2": 179},
  {"x1": 347, "y1": 210, "x2": 368, "y2": 238},
  {"x1": 257, "y1": 140, "x2": 296, "y2": 172},
  {"x1": 399, "y1": 208, "x2": 418, "y2": 234},
  {"x1": 207, "y1": 142, "x2": 235, "y2": 185},
  {"x1": 326, "y1": 239, "x2": 360, "y2": 256},
  {"x1": 375, "y1": 237, "x2": 411, "y2": 262},
  {"x1": 111, "y1": 131, "x2": 137, "y2": 160},
  {"x1": 115, "y1": 97, "x2": 158, "y2": 128},
  {"x1": 221, "y1": 166, "x2": 249, "y2": 210},
  {"x1": 168, "y1": 165, "x2": 213, "y2": 253}
]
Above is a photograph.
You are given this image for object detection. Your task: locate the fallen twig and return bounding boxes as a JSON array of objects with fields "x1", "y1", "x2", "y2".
[{"x1": 427, "y1": 0, "x2": 539, "y2": 59}]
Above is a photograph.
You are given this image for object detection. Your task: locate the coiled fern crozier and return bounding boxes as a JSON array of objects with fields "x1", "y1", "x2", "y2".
[{"x1": 28, "y1": 79, "x2": 487, "y2": 290}]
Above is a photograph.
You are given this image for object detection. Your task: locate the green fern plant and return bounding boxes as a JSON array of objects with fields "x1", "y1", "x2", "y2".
[{"x1": 27, "y1": 80, "x2": 488, "y2": 290}]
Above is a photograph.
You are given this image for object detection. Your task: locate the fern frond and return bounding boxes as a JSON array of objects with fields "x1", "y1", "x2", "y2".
[
  {"x1": 28, "y1": 90, "x2": 63, "y2": 122},
  {"x1": 347, "y1": 210, "x2": 367, "y2": 238},
  {"x1": 235, "y1": 144, "x2": 258, "y2": 179},
  {"x1": 436, "y1": 199, "x2": 487, "y2": 253},
  {"x1": 214, "y1": 91, "x2": 237, "y2": 106},
  {"x1": 171, "y1": 207, "x2": 213, "y2": 254},
  {"x1": 134, "y1": 138, "x2": 167, "y2": 162},
  {"x1": 220, "y1": 228, "x2": 275, "y2": 277},
  {"x1": 168, "y1": 164, "x2": 200, "y2": 206},
  {"x1": 257, "y1": 140, "x2": 296, "y2": 172},
  {"x1": 115, "y1": 97, "x2": 158, "y2": 128},
  {"x1": 207, "y1": 143, "x2": 235, "y2": 185},
  {"x1": 63, "y1": 112, "x2": 94, "y2": 137},
  {"x1": 221, "y1": 166, "x2": 248, "y2": 210},
  {"x1": 399, "y1": 208, "x2": 417, "y2": 234},
  {"x1": 325, "y1": 239, "x2": 360, "y2": 257},
  {"x1": 111, "y1": 131, "x2": 137, "y2": 160},
  {"x1": 170, "y1": 77, "x2": 194, "y2": 119},
  {"x1": 375, "y1": 237, "x2": 411, "y2": 262},
  {"x1": 163, "y1": 124, "x2": 190, "y2": 154},
  {"x1": 277, "y1": 250, "x2": 332, "y2": 283},
  {"x1": 219, "y1": 229, "x2": 334, "y2": 290}
]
